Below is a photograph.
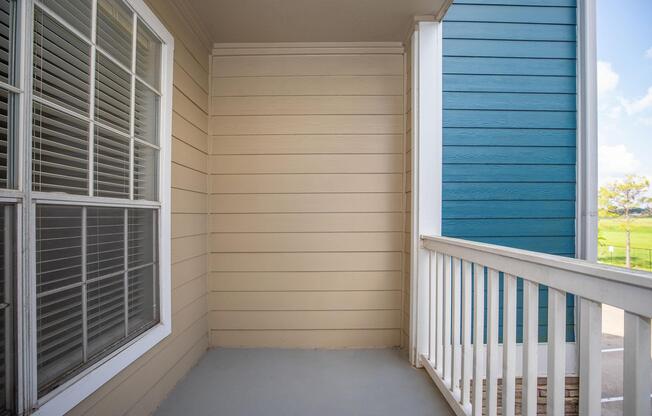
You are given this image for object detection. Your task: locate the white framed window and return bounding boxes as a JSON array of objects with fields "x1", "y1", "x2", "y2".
[{"x1": 0, "y1": 0, "x2": 173, "y2": 414}]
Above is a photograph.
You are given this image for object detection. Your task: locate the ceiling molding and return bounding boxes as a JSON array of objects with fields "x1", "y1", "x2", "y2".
[{"x1": 435, "y1": 0, "x2": 454, "y2": 22}]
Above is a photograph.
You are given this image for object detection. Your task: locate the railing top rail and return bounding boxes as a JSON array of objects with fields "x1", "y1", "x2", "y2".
[{"x1": 421, "y1": 235, "x2": 652, "y2": 317}]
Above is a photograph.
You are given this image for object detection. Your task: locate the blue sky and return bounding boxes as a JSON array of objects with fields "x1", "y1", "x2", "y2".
[{"x1": 597, "y1": 0, "x2": 652, "y2": 187}]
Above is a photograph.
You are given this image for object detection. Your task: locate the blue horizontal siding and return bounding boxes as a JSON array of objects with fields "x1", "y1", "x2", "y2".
[
  {"x1": 444, "y1": 21, "x2": 576, "y2": 41},
  {"x1": 445, "y1": 57, "x2": 576, "y2": 76},
  {"x1": 444, "y1": 128, "x2": 576, "y2": 146},
  {"x1": 444, "y1": 183, "x2": 576, "y2": 201},
  {"x1": 444, "y1": 110, "x2": 576, "y2": 129},
  {"x1": 444, "y1": 39, "x2": 576, "y2": 59},
  {"x1": 444, "y1": 74, "x2": 576, "y2": 93},
  {"x1": 444, "y1": 146, "x2": 576, "y2": 164},
  {"x1": 443, "y1": 218, "x2": 575, "y2": 237},
  {"x1": 445, "y1": 92, "x2": 576, "y2": 111},
  {"x1": 444, "y1": 164, "x2": 576, "y2": 183},
  {"x1": 468, "y1": 237, "x2": 575, "y2": 255},
  {"x1": 443, "y1": 201, "x2": 576, "y2": 219},
  {"x1": 445, "y1": 4, "x2": 576, "y2": 24},
  {"x1": 443, "y1": 0, "x2": 577, "y2": 341}
]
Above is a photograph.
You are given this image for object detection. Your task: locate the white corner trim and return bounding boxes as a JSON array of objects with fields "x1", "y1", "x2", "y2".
[
  {"x1": 409, "y1": 21, "x2": 443, "y2": 367},
  {"x1": 576, "y1": 0, "x2": 598, "y2": 262},
  {"x1": 31, "y1": 0, "x2": 174, "y2": 414}
]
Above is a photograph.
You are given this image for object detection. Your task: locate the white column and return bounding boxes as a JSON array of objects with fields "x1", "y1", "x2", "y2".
[{"x1": 409, "y1": 20, "x2": 443, "y2": 367}]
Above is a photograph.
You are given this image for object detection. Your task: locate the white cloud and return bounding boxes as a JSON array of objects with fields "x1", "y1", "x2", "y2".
[
  {"x1": 620, "y1": 86, "x2": 652, "y2": 115},
  {"x1": 599, "y1": 144, "x2": 641, "y2": 184},
  {"x1": 597, "y1": 61, "x2": 619, "y2": 95},
  {"x1": 646, "y1": 46, "x2": 652, "y2": 59}
]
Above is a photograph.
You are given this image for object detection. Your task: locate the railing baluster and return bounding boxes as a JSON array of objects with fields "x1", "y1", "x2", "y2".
[
  {"x1": 452, "y1": 257, "x2": 461, "y2": 394},
  {"x1": 443, "y1": 255, "x2": 452, "y2": 385},
  {"x1": 579, "y1": 297, "x2": 602, "y2": 416},
  {"x1": 472, "y1": 264, "x2": 484, "y2": 416},
  {"x1": 435, "y1": 252, "x2": 444, "y2": 371},
  {"x1": 428, "y1": 252, "x2": 436, "y2": 361},
  {"x1": 486, "y1": 269, "x2": 499, "y2": 416},
  {"x1": 623, "y1": 311, "x2": 651, "y2": 416},
  {"x1": 547, "y1": 288, "x2": 566, "y2": 416},
  {"x1": 461, "y1": 260, "x2": 472, "y2": 408},
  {"x1": 502, "y1": 274, "x2": 517, "y2": 416},
  {"x1": 522, "y1": 280, "x2": 539, "y2": 416}
]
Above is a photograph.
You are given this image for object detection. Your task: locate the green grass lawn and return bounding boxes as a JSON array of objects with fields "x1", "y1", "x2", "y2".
[{"x1": 598, "y1": 217, "x2": 652, "y2": 271}]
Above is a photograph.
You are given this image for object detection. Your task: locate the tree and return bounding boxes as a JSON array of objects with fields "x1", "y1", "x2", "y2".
[{"x1": 599, "y1": 175, "x2": 651, "y2": 268}]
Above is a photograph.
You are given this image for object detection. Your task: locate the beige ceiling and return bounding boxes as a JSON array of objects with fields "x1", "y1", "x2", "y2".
[{"x1": 183, "y1": 0, "x2": 449, "y2": 43}]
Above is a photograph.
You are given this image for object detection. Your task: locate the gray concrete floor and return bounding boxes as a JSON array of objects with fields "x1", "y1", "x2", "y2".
[{"x1": 155, "y1": 348, "x2": 454, "y2": 416}]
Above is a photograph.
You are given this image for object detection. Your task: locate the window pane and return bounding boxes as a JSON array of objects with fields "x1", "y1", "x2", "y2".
[
  {"x1": 97, "y1": 0, "x2": 133, "y2": 68},
  {"x1": 0, "y1": 89, "x2": 15, "y2": 189},
  {"x1": 128, "y1": 209, "x2": 155, "y2": 268},
  {"x1": 87, "y1": 273, "x2": 125, "y2": 358},
  {"x1": 0, "y1": 0, "x2": 15, "y2": 85},
  {"x1": 36, "y1": 205, "x2": 84, "y2": 396},
  {"x1": 87, "y1": 207, "x2": 124, "y2": 281},
  {"x1": 127, "y1": 264, "x2": 157, "y2": 335},
  {"x1": 36, "y1": 205, "x2": 83, "y2": 294},
  {"x1": 134, "y1": 80, "x2": 158, "y2": 144},
  {"x1": 35, "y1": 205, "x2": 159, "y2": 398},
  {"x1": 32, "y1": 103, "x2": 89, "y2": 195},
  {"x1": 126, "y1": 209, "x2": 157, "y2": 335},
  {"x1": 0, "y1": 204, "x2": 15, "y2": 414},
  {"x1": 95, "y1": 52, "x2": 131, "y2": 133},
  {"x1": 136, "y1": 20, "x2": 161, "y2": 90},
  {"x1": 33, "y1": 7, "x2": 91, "y2": 115},
  {"x1": 133, "y1": 143, "x2": 157, "y2": 201},
  {"x1": 87, "y1": 207, "x2": 126, "y2": 358},
  {"x1": 39, "y1": 0, "x2": 93, "y2": 38},
  {"x1": 94, "y1": 127, "x2": 130, "y2": 198},
  {"x1": 37, "y1": 286, "x2": 83, "y2": 396}
]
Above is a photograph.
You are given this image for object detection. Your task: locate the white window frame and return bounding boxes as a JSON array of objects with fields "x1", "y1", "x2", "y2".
[{"x1": 0, "y1": 0, "x2": 173, "y2": 414}]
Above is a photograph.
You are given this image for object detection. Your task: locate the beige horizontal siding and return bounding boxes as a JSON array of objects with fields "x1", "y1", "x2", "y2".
[
  {"x1": 209, "y1": 43, "x2": 404, "y2": 348},
  {"x1": 211, "y1": 134, "x2": 402, "y2": 154},
  {"x1": 211, "y1": 54, "x2": 403, "y2": 77},
  {"x1": 212, "y1": 75, "x2": 404, "y2": 97},
  {"x1": 210, "y1": 173, "x2": 403, "y2": 194},
  {"x1": 69, "y1": 0, "x2": 210, "y2": 414},
  {"x1": 210, "y1": 271, "x2": 402, "y2": 292}
]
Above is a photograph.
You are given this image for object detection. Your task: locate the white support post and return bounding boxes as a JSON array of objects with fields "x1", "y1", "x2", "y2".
[
  {"x1": 576, "y1": 0, "x2": 598, "y2": 263},
  {"x1": 623, "y1": 312, "x2": 651, "y2": 416},
  {"x1": 409, "y1": 20, "x2": 443, "y2": 367}
]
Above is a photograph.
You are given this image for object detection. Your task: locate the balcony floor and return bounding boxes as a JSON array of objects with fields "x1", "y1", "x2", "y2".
[{"x1": 155, "y1": 348, "x2": 453, "y2": 416}]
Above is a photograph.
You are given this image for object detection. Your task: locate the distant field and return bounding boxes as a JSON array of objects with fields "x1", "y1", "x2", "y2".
[{"x1": 598, "y1": 217, "x2": 652, "y2": 271}]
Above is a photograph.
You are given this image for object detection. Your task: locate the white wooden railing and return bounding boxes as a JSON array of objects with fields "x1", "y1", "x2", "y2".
[{"x1": 417, "y1": 235, "x2": 652, "y2": 416}]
